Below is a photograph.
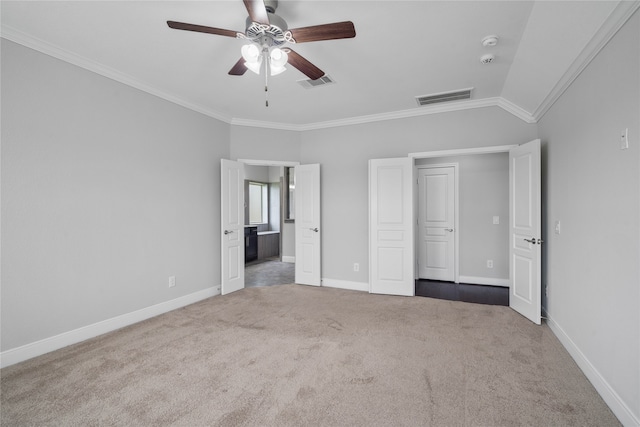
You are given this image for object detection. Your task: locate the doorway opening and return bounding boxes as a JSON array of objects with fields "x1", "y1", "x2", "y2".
[
  {"x1": 240, "y1": 160, "x2": 298, "y2": 288},
  {"x1": 415, "y1": 153, "x2": 510, "y2": 288},
  {"x1": 411, "y1": 147, "x2": 513, "y2": 305},
  {"x1": 370, "y1": 141, "x2": 541, "y2": 323}
]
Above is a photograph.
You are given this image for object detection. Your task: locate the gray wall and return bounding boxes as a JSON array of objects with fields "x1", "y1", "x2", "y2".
[
  {"x1": 538, "y1": 10, "x2": 639, "y2": 421},
  {"x1": 230, "y1": 126, "x2": 300, "y2": 163},
  {"x1": 300, "y1": 108, "x2": 538, "y2": 284},
  {"x1": 244, "y1": 164, "x2": 270, "y2": 182},
  {"x1": 230, "y1": 127, "x2": 300, "y2": 259},
  {"x1": 1, "y1": 40, "x2": 229, "y2": 351},
  {"x1": 416, "y1": 153, "x2": 509, "y2": 281}
]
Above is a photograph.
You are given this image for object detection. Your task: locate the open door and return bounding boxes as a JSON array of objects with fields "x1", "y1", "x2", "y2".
[
  {"x1": 509, "y1": 139, "x2": 542, "y2": 324},
  {"x1": 295, "y1": 164, "x2": 321, "y2": 286},
  {"x1": 221, "y1": 159, "x2": 244, "y2": 295},
  {"x1": 369, "y1": 157, "x2": 415, "y2": 296}
]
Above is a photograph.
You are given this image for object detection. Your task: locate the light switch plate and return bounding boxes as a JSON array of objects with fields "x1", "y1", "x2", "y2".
[{"x1": 621, "y1": 128, "x2": 629, "y2": 150}]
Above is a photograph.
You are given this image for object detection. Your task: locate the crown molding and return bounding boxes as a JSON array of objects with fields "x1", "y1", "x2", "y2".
[
  {"x1": 2, "y1": 24, "x2": 538, "y2": 132},
  {"x1": 229, "y1": 117, "x2": 302, "y2": 131},
  {"x1": 532, "y1": 0, "x2": 640, "y2": 121},
  {"x1": 292, "y1": 98, "x2": 511, "y2": 131},
  {"x1": 233, "y1": 97, "x2": 537, "y2": 131},
  {"x1": 1, "y1": 25, "x2": 233, "y2": 124},
  {"x1": 497, "y1": 98, "x2": 537, "y2": 124}
]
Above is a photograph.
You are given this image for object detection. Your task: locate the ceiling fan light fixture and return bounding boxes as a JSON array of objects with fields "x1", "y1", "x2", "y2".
[
  {"x1": 270, "y1": 47, "x2": 288, "y2": 67},
  {"x1": 245, "y1": 60, "x2": 262, "y2": 74},
  {"x1": 241, "y1": 43, "x2": 261, "y2": 63},
  {"x1": 270, "y1": 65, "x2": 287, "y2": 76}
]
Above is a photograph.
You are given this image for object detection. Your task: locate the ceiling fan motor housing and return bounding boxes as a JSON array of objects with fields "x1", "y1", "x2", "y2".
[{"x1": 245, "y1": 12, "x2": 289, "y2": 46}]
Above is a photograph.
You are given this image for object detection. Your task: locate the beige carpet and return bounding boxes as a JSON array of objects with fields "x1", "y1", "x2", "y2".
[{"x1": 1, "y1": 284, "x2": 619, "y2": 426}]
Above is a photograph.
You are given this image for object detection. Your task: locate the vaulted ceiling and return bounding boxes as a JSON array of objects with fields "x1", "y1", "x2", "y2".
[{"x1": 2, "y1": 1, "x2": 638, "y2": 130}]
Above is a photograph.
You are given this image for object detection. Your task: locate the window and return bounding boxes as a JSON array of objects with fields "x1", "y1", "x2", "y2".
[
  {"x1": 249, "y1": 182, "x2": 268, "y2": 224},
  {"x1": 284, "y1": 166, "x2": 295, "y2": 222}
]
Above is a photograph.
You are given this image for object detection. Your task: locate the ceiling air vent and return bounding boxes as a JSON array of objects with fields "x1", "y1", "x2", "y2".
[
  {"x1": 298, "y1": 75, "x2": 335, "y2": 89},
  {"x1": 415, "y1": 88, "x2": 473, "y2": 106}
]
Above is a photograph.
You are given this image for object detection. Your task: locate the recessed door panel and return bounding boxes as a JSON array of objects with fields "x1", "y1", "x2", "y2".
[
  {"x1": 377, "y1": 167, "x2": 404, "y2": 224},
  {"x1": 377, "y1": 247, "x2": 404, "y2": 281},
  {"x1": 513, "y1": 254, "x2": 532, "y2": 301}
]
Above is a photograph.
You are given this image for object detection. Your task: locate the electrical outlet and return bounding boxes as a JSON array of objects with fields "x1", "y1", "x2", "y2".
[
  {"x1": 554, "y1": 220, "x2": 561, "y2": 235},
  {"x1": 492, "y1": 216, "x2": 500, "y2": 225},
  {"x1": 487, "y1": 260, "x2": 493, "y2": 268},
  {"x1": 168, "y1": 276, "x2": 176, "y2": 288},
  {"x1": 353, "y1": 263, "x2": 359, "y2": 272}
]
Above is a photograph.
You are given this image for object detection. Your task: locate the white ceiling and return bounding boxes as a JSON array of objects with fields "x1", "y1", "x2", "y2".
[{"x1": 2, "y1": 1, "x2": 637, "y2": 130}]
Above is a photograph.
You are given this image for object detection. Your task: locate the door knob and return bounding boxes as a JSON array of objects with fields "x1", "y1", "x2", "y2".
[
  {"x1": 224, "y1": 230, "x2": 234, "y2": 235},
  {"x1": 445, "y1": 228, "x2": 454, "y2": 232},
  {"x1": 523, "y1": 237, "x2": 536, "y2": 244},
  {"x1": 310, "y1": 227, "x2": 319, "y2": 232}
]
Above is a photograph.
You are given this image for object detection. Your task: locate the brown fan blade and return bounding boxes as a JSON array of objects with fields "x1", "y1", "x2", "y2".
[
  {"x1": 243, "y1": 0, "x2": 270, "y2": 25},
  {"x1": 285, "y1": 49, "x2": 324, "y2": 80},
  {"x1": 228, "y1": 58, "x2": 248, "y2": 76},
  {"x1": 289, "y1": 21, "x2": 356, "y2": 43},
  {"x1": 167, "y1": 21, "x2": 239, "y2": 38}
]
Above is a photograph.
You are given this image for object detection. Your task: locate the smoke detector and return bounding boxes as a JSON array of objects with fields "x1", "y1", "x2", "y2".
[
  {"x1": 480, "y1": 54, "x2": 495, "y2": 65},
  {"x1": 481, "y1": 35, "x2": 499, "y2": 47}
]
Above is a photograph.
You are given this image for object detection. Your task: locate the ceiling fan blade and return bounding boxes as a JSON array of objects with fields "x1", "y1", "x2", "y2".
[
  {"x1": 289, "y1": 21, "x2": 356, "y2": 43},
  {"x1": 243, "y1": 0, "x2": 270, "y2": 26},
  {"x1": 167, "y1": 21, "x2": 239, "y2": 38},
  {"x1": 228, "y1": 58, "x2": 248, "y2": 76},
  {"x1": 285, "y1": 49, "x2": 325, "y2": 80}
]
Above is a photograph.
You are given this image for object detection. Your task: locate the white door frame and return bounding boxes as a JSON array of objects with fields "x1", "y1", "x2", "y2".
[
  {"x1": 238, "y1": 159, "x2": 300, "y2": 168},
  {"x1": 416, "y1": 163, "x2": 460, "y2": 283},
  {"x1": 410, "y1": 146, "x2": 517, "y2": 286},
  {"x1": 237, "y1": 159, "x2": 299, "y2": 270},
  {"x1": 409, "y1": 145, "x2": 518, "y2": 159},
  {"x1": 409, "y1": 143, "x2": 544, "y2": 324}
]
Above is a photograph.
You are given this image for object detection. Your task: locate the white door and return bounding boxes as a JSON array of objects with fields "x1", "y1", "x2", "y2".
[
  {"x1": 221, "y1": 159, "x2": 244, "y2": 295},
  {"x1": 295, "y1": 164, "x2": 321, "y2": 286},
  {"x1": 509, "y1": 139, "x2": 541, "y2": 324},
  {"x1": 369, "y1": 158, "x2": 415, "y2": 296},
  {"x1": 418, "y1": 166, "x2": 456, "y2": 281}
]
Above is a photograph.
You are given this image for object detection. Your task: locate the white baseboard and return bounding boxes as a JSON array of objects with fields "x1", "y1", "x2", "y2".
[
  {"x1": 282, "y1": 256, "x2": 295, "y2": 263},
  {"x1": 458, "y1": 275, "x2": 510, "y2": 287},
  {"x1": 544, "y1": 309, "x2": 639, "y2": 426},
  {"x1": 0, "y1": 286, "x2": 219, "y2": 369},
  {"x1": 322, "y1": 278, "x2": 369, "y2": 292}
]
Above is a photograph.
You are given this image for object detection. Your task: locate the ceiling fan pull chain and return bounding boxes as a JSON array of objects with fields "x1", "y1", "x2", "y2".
[{"x1": 264, "y1": 50, "x2": 269, "y2": 107}]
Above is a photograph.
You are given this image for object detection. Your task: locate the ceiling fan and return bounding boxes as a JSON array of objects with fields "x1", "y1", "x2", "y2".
[{"x1": 167, "y1": 0, "x2": 356, "y2": 82}]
